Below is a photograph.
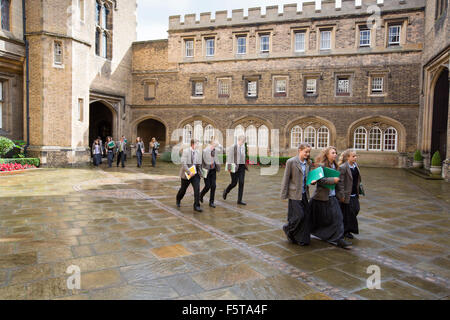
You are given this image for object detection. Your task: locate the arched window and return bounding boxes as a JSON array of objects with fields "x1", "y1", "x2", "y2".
[
  {"x1": 102, "y1": 32, "x2": 108, "y2": 58},
  {"x1": 95, "y1": 1, "x2": 101, "y2": 26},
  {"x1": 317, "y1": 126, "x2": 329, "y2": 148},
  {"x1": 95, "y1": 1, "x2": 112, "y2": 59},
  {"x1": 104, "y1": 4, "x2": 111, "y2": 30},
  {"x1": 1, "y1": 0, "x2": 11, "y2": 31},
  {"x1": 258, "y1": 125, "x2": 269, "y2": 148},
  {"x1": 183, "y1": 124, "x2": 193, "y2": 144},
  {"x1": 193, "y1": 123, "x2": 203, "y2": 145},
  {"x1": 368, "y1": 127, "x2": 382, "y2": 151},
  {"x1": 354, "y1": 127, "x2": 367, "y2": 150},
  {"x1": 95, "y1": 28, "x2": 101, "y2": 56},
  {"x1": 290, "y1": 126, "x2": 302, "y2": 149},
  {"x1": 383, "y1": 127, "x2": 397, "y2": 151},
  {"x1": 234, "y1": 125, "x2": 245, "y2": 143},
  {"x1": 246, "y1": 125, "x2": 257, "y2": 147},
  {"x1": 304, "y1": 126, "x2": 316, "y2": 148},
  {"x1": 204, "y1": 124, "x2": 214, "y2": 144}
]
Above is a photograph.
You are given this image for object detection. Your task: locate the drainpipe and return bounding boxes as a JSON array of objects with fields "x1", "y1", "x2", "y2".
[{"x1": 22, "y1": 0, "x2": 30, "y2": 157}]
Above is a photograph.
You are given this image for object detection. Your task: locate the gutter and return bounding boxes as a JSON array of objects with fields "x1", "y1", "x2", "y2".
[{"x1": 22, "y1": 0, "x2": 30, "y2": 157}]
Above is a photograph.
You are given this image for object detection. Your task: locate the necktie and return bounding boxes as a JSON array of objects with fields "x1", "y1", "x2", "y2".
[{"x1": 211, "y1": 149, "x2": 215, "y2": 169}]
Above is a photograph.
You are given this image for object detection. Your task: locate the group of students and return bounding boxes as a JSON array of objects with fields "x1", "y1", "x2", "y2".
[
  {"x1": 91, "y1": 136, "x2": 160, "y2": 168},
  {"x1": 281, "y1": 143, "x2": 362, "y2": 249},
  {"x1": 176, "y1": 136, "x2": 248, "y2": 212}
]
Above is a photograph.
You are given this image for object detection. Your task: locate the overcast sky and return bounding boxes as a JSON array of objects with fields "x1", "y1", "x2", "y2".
[{"x1": 137, "y1": 0, "x2": 308, "y2": 41}]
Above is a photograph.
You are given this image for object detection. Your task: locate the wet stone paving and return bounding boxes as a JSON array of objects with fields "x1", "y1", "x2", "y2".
[{"x1": 0, "y1": 159, "x2": 449, "y2": 300}]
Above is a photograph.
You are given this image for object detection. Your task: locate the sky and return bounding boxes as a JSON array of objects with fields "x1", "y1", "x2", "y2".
[{"x1": 137, "y1": 0, "x2": 309, "y2": 41}]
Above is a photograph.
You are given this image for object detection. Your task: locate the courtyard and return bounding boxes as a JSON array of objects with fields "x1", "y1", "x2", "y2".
[{"x1": 0, "y1": 159, "x2": 449, "y2": 300}]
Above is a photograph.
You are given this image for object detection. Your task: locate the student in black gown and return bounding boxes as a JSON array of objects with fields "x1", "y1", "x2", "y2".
[
  {"x1": 280, "y1": 143, "x2": 312, "y2": 246},
  {"x1": 309, "y1": 146, "x2": 352, "y2": 249},
  {"x1": 337, "y1": 149, "x2": 362, "y2": 239}
]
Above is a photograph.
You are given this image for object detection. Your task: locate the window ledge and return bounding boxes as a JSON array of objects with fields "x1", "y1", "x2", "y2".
[
  {"x1": 191, "y1": 96, "x2": 204, "y2": 100},
  {"x1": 53, "y1": 64, "x2": 64, "y2": 69}
]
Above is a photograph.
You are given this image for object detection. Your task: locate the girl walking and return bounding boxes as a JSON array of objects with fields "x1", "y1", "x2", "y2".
[
  {"x1": 106, "y1": 136, "x2": 115, "y2": 168},
  {"x1": 136, "y1": 137, "x2": 145, "y2": 168},
  {"x1": 92, "y1": 139, "x2": 102, "y2": 167}
]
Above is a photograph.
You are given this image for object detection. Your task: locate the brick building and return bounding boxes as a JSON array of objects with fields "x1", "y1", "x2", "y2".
[{"x1": 0, "y1": 0, "x2": 448, "y2": 180}]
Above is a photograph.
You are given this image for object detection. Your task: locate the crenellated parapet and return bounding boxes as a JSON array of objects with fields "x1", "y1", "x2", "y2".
[{"x1": 169, "y1": 0, "x2": 424, "y2": 31}]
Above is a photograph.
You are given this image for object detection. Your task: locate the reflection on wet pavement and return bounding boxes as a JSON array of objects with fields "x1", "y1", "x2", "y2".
[{"x1": 0, "y1": 160, "x2": 449, "y2": 300}]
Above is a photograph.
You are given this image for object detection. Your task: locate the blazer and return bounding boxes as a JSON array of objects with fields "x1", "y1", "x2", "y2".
[
  {"x1": 179, "y1": 147, "x2": 202, "y2": 180},
  {"x1": 280, "y1": 156, "x2": 310, "y2": 201},
  {"x1": 227, "y1": 143, "x2": 248, "y2": 169},
  {"x1": 116, "y1": 141, "x2": 127, "y2": 153},
  {"x1": 202, "y1": 146, "x2": 221, "y2": 172},
  {"x1": 311, "y1": 164, "x2": 339, "y2": 202},
  {"x1": 136, "y1": 142, "x2": 145, "y2": 154},
  {"x1": 337, "y1": 162, "x2": 362, "y2": 204}
]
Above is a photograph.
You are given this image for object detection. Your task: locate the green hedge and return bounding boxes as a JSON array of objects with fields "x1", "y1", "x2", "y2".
[
  {"x1": 0, "y1": 158, "x2": 40, "y2": 167},
  {"x1": 431, "y1": 151, "x2": 442, "y2": 166}
]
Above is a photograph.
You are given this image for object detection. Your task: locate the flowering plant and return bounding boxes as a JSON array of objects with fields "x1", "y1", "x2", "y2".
[{"x1": 0, "y1": 163, "x2": 36, "y2": 172}]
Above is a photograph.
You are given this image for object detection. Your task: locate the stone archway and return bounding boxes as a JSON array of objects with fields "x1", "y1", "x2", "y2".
[
  {"x1": 431, "y1": 68, "x2": 449, "y2": 160},
  {"x1": 89, "y1": 101, "x2": 115, "y2": 147},
  {"x1": 137, "y1": 119, "x2": 167, "y2": 151}
]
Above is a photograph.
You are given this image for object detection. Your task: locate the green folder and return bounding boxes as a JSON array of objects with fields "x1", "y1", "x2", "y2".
[
  {"x1": 306, "y1": 167, "x2": 324, "y2": 185},
  {"x1": 322, "y1": 167, "x2": 341, "y2": 190}
]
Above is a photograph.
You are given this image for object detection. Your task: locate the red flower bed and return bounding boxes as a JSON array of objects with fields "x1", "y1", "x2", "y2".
[{"x1": 0, "y1": 163, "x2": 36, "y2": 172}]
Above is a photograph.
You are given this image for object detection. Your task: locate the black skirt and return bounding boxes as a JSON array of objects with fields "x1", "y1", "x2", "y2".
[
  {"x1": 340, "y1": 196, "x2": 360, "y2": 234},
  {"x1": 283, "y1": 195, "x2": 311, "y2": 245},
  {"x1": 310, "y1": 196, "x2": 344, "y2": 243}
]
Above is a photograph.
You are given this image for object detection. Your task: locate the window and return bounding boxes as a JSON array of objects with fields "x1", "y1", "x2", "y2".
[
  {"x1": 183, "y1": 124, "x2": 193, "y2": 144},
  {"x1": 388, "y1": 25, "x2": 401, "y2": 46},
  {"x1": 368, "y1": 127, "x2": 382, "y2": 151},
  {"x1": 0, "y1": 82, "x2": 3, "y2": 129},
  {"x1": 234, "y1": 125, "x2": 245, "y2": 143},
  {"x1": 291, "y1": 126, "x2": 302, "y2": 149},
  {"x1": 95, "y1": 29, "x2": 101, "y2": 56},
  {"x1": 194, "y1": 123, "x2": 203, "y2": 145},
  {"x1": 317, "y1": 127, "x2": 330, "y2": 148},
  {"x1": 95, "y1": 1, "x2": 112, "y2": 59},
  {"x1": 295, "y1": 32, "x2": 305, "y2": 52},
  {"x1": 1, "y1": 0, "x2": 10, "y2": 31},
  {"x1": 218, "y1": 79, "x2": 230, "y2": 98},
  {"x1": 247, "y1": 80, "x2": 257, "y2": 98},
  {"x1": 104, "y1": 5, "x2": 111, "y2": 30},
  {"x1": 384, "y1": 127, "x2": 398, "y2": 151},
  {"x1": 192, "y1": 81, "x2": 203, "y2": 97},
  {"x1": 77, "y1": 99, "x2": 84, "y2": 122},
  {"x1": 336, "y1": 76, "x2": 350, "y2": 96},
  {"x1": 354, "y1": 127, "x2": 367, "y2": 150},
  {"x1": 246, "y1": 125, "x2": 257, "y2": 147},
  {"x1": 237, "y1": 36, "x2": 246, "y2": 54},
  {"x1": 320, "y1": 30, "x2": 331, "y2": 50},
  {"x1": 144, "y1": 82, "x2": 156, "y2": 99},
  {"x1": 204, "y1": 125, "x2": 215, "y2": 144},
  {"x1": 185, "y1": 39, "x2": 194, "y2": 57},
  {"x1": 95, "y1": 1, "x2": 101, "y2": 25},
  {"x1": 54, "y1": 41, "x2": 63, "y2": 66},
  {"x1": 79, "y1": 0, "x2": 85, "y2": 21},
  {"x1": 436, "y1": 0, "x2": 448, "y2": 19},
  {"x1": 258, "y1": 125, "x2": 269, "y2": 148},
  {"x1": 359, "y1": 28, "x2": 371, "y2": 47},
  {"x1": 371, "y1": 77, "x2": 384, "y2": 94},
  {"x1": 102, "y1": 32, "x2": 108, "y2": 58},
  {"x1": 274, "y1": 78, "x2": 287, "y2": 97},
  {"x1": 260, "y1": 34, "x2": 270, "y2": 53},
  {"x1": 305, "y1": 78, "x2": 317, "y2": 95},
  {"x1": 304, "y1": 127, "x2": 316, "y2": 148},
  {"x1": 205, "y1": 38, "x2": 215, "y2": 57}
]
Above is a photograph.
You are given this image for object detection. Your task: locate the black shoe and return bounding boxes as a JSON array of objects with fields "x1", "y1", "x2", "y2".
[
  {"x1": 200, "y1": 196, "x2": 204, "y2": 204},
  {"x1": 337, "y1": 239, "x2": 352, "y2": 249},
  {"x1": 222, "y1": 190, "x2": 227, "y2": 200},
  {"x1": 345, "y1": 233, "x2": 354, "y2": 239},
  {"x1": 176, "y1": 201, "x2": 181, "y2": 208},
  {"x1": 237, "y1": 201, "x2": 247, "y2": 205},
  {"x1": 209, "y1": 203, "x2": 216, "y2": 208},
  {"x1": 194, "y1": 206, "x2": 203, "y2": 212}
]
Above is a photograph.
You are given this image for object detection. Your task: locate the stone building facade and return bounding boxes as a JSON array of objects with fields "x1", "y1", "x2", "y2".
[{"x1": 130, "y1": 0, "x2": 427, "y2": 168}]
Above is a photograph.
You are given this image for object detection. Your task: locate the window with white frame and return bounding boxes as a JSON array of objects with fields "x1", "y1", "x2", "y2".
[
  {"x1": 304, "y1": 126, "x2": 316, "y2": 148},
  {"x1": 291, "y1": 126, "x2": 302, "y2": 149},
  {"x1": 218, "y1": 79, "x2": 230, "y2": 98},
  {"x1": 384, "y1": 127, "x2": 397, "y2": 151},
  {"x1": 354, "y1": 127, "x2": 367, "y2": 150},
  {"x1": 336, "y1": 76, "x2": 351, "y2": 96},
  {"x1": 0, "y1": 82, "x2": 3, "y2": 129},
  {"x1": 234, "y1": 125, "x2": 245, "y2": 143},
  {"x1": 194, "y1": 123, "x2": 203, "y2": 145},
  {"x1": 193, "y1": 81, "x2": 204, "y2": 97},
  {"x1": 260, "y1": 34, "x2": 270, "y2": 53},
  {"x1": 317, "y1": 126, "x2": 330, "y2": 148},
  {"x1": 274, "y1": 78, "x2": 287, "y2": 97},
  {"x1": 247, "y1": 80, "x2": 257, "y2": 97},
  {"x1": 205, "y1": 38, "x2": 215, "y2": 57},
  {"x1": 185, "y1": 39, "x2": 194, "y2": 57},
  {"x1": 204, "y1": 124, "x2": 215, "y2": 144},
  {"x1": 295, "y1": 32, "x2": 305, "y2": 52},
  {"x1": 359, "y1": 28, "x2": 371, "y2": 47},
  {"x1": 320, "y1": 30, "x2": 331, "y2": 50},
  {"x1": 237, "y1": 36, "x2": 246, "y2": 54},
  {"x1": 305, "y1": 78, "x2": 317, "y2": 95},
  {"x1": 368, "y1": 127, "x2": 382, "y2": 151},
  {"x1": 258, "y1": 125, "x2": 269, "y2": 148},
  {"x1": 388, "y1": 25, "x2": 401, "y2": 46},
  {"x1": 183, "y1": 124, "x2": 193, "y2": 144},
  {"x1": 371, "y1": 76, "x2": 384, "y2": 94},
  {"x1": 54, "y1": 41, "x2": 63, "y2": 66},
  {"x1": 246, "y1": 125, "x2": 257, "y2": 147}
]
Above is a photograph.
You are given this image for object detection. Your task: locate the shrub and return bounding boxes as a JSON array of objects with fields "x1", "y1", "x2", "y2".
[
  {"x1": 0, "y1": 137, "x2": 15, "y2": 157},
  {"x1": 159, "y1": 151, "x2": 172, "y2": 162},
  {"x1": 413, "y1": 150, "x2": 423, "y2": 161},
  {"x1": 0, "y1": 158, "x2": 40, "y2": 167},
  {"x1": 431, "y1": 151, "x2": 442, "y2": 166}
]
